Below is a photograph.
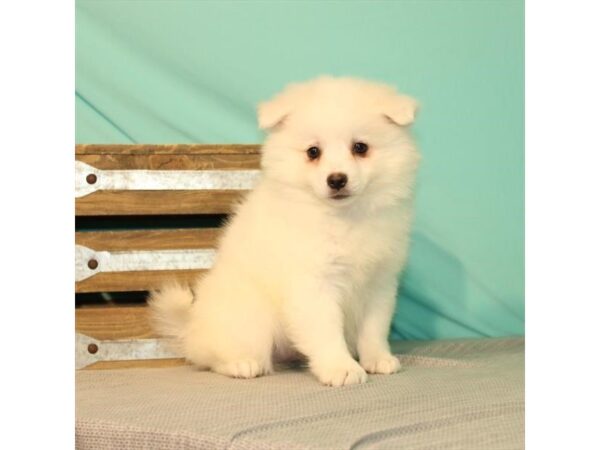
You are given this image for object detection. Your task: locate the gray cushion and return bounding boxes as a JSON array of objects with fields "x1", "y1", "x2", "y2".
[{"x1": 76, "y1": 338, "x2": 524, "y2": 449}]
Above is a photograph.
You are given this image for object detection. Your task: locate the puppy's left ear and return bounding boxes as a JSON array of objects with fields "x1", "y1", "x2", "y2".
[{"x1": 383, "y1": 94, "x2": 419, "y2": 126}]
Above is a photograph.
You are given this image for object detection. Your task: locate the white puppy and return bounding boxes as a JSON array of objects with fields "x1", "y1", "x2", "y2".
[{"x1": 150, "y1": 76, "x2": 420, "y2": 386}]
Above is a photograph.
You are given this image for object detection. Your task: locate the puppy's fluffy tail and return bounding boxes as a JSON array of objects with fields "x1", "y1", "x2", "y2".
[{"x1": 148, "y1": 283, "x2": 194, "y2": 340}]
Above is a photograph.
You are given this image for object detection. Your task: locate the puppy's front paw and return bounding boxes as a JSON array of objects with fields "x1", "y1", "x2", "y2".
[
  {"x1": 214, "y1": 359, "x2": 266, "y2": 379},
  {"x1": 312, "y1": 358, "x2": 368, "y2": 387},
  {"x1": 360, "y1": 354, "x2": 401, "y2": 375}
]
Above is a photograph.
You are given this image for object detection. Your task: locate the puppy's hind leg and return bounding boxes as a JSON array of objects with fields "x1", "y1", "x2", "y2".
[
  {"x1": 188, "y1": 279, "x2": 275, "y2": 379},
  {"x1": 213, "y1": 359, "x2": 266, "y2": 379},
  {"x1": 210, "y1": 321, "x2": 274, "y2": 379}
]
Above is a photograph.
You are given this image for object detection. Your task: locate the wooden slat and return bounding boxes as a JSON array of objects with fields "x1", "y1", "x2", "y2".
[
  {"x1": 76, "y1": 190, "x2": 246, "y2": 215},
  {"x1": 75, "y1": 146, "x2": 259, "y2": 215},
  {"x1": 76, "y1": 228, "x2": 221, "y2": 252},
  {"x1": 76, "y1": 153, "x2": 261, "y2": 170},
  {"x1": 76, "y1": 269, "x2": 204, "y2": 293},
  {"x1": 76, "y1": 144, "x2": 260, "y2": 155},
  {"x1": 83, "y1": 358, "x2": 187, "y2": 370},
  {"x1": 76, "y1": 305, "x2": 155, "y2": 340},
  {"x1": 75, "y1": 229, "x2": 216, "y2": 292},
  {"x1": 76, "y1": 306, "x2": 188, "y2": 369}
]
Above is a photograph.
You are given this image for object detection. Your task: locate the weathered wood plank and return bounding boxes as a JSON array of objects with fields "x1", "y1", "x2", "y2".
[
  {"x1": 76, "y1": 153, "x2": 261, "y2": 170},
  {"x1": 76, "y1": 269, "x2": 204, "y2": 293},
  {"x1": 76, "y1": 305, "x2": 156, "y2": 340},
  {"x1": 75, "y1": 229, "x2": 217, "y2": 292},
  {"x1": 83, "y1": 358, "x2": 187, "y2": 370},
  {"x1": 76, "y1": 306, "x2": 187, "y2": 369},
  {"x1": 76, "y1": 190, "x2": 246, "y2": 215},
  {"x1": 76, "y1": 228, "x2": 221, "y2": 252},
  {"x1": 76, "y1": 144, "x2": 260, "y2": 155}
]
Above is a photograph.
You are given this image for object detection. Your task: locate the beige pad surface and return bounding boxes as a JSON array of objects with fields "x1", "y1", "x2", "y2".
[{"x1": 76, "y1": 338, "x2": 524, "y2": 449}]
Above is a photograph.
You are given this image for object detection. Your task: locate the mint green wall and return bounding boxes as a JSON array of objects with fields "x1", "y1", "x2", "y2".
[{"x1": 76, "y1": 0, "x2": 524, "y2": 340}]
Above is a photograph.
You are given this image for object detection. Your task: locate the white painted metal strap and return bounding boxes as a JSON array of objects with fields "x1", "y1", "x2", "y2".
[
  {"x1": 75, "y1": 244, "x2": 216, "y2": 282},
  {"x1": 76, "y1": 333, "x2": 179, "y2": 369},
  {"x1": 75, "y1": 160, "x2": 261, "y2": 198}
]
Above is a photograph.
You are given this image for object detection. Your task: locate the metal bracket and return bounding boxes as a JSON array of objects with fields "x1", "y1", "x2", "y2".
[
  {"x1": 76, "y1": 333, "x2": 179, "y2": 369},
  {"x1": 75, "y1": 161, "x2": 261, "y2": 198},
  {"x1": 75, "y1": 245, "x2": 215, "y2": 282}
]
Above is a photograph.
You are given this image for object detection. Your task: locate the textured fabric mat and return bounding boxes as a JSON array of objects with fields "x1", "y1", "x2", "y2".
[{"x1": 76, "y1": 338, "x2": 524, "y2": 449}]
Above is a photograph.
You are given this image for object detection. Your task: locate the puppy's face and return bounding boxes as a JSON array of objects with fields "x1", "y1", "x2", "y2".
[{"x1": 258, "y1": 77, "x2": 420, "y2": 209}]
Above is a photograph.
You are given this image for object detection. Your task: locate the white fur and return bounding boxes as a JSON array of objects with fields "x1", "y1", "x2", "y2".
[{"x1": 149, "y1": 76, "x2": 420, "y2": 386}]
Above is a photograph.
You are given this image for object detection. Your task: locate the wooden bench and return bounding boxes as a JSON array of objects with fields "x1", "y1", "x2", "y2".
[{"x1": 75, "y1": 144, "x2": 261, "y2": 369}]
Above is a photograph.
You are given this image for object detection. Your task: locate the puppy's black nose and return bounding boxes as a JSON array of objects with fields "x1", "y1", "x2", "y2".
[{"x1": 327, "y1": 173, "x2": 348, "y2": 190}]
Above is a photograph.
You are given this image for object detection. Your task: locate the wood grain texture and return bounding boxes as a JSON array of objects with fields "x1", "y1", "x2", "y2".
[
  {"x1": 76, "y1": 305, "x2": 156, "y2": 340},
  {"x1": 83, "y1": 358, "x2": 187, "y2": 370},
  {"x1": 76, "y1": 269, "x2": 205, "y2": 293},
  {"x1": 77, "y1": 153, "x2": 261, "y2": 170},
  {"x1": 76, "y1": 144, "x2": 260, "y2": 155},
  {"x1": 76, "y1": 190, "x2": 246, "y2": 215},
  {"x1": 76, "y1": 228, "x2": 221, "y2": 252},
  {"x1": 76, "y1": 306, "x2": 187, "y2": 370}
]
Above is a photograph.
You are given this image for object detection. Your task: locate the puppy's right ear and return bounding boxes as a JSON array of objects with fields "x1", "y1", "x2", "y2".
[
  {"x1": 258, "y1": 82, "x2": 306, "y2": 130},
  {"x1": 257, "y1": 94, "x2": 289, "y2": 130}
]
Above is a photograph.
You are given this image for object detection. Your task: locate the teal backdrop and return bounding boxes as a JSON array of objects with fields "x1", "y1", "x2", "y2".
[{"x1": 76, "y1": 0, "x2": 524, "y2": 340}]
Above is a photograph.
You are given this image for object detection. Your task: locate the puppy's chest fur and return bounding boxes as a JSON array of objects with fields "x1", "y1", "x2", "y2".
[
  {"x1": 310, "y1": 208, "x2": 407, "y2": 293},
  {"x1": 237, "y1": 186, "x2": 410, "y2": 301}
]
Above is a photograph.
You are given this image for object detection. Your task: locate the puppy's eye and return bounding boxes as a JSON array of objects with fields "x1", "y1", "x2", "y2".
[
  {"x1": 352, "y1": 142, "x2": 369, "y2": 156},
  {"x1": 307, "y1": 146, "x2": 321, "y2": 160}
]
